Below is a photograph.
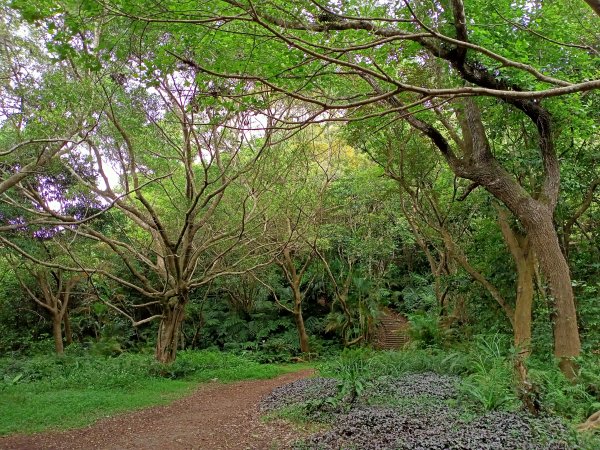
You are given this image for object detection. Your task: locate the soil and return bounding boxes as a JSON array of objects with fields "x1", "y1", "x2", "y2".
[{"x1": 0, "y1": 369, "x2": 314, "y2": 450}]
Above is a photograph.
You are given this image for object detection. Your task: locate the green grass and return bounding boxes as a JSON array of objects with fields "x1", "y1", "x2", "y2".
[
  {"x1": 0, "y1": 349, "x2": 311, "y2": 435},
  {"x1": 1, "y1": 379, "x2": 194, "y2": 435}
]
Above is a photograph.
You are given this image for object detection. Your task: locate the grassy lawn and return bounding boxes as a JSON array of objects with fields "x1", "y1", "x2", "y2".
[{"x1": 0, "y1": 349, "x2": 311, "y2": 435}]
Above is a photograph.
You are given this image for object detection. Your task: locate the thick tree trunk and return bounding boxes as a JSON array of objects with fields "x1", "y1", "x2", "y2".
[
  {"x1": 52, "y1": 316, "x2": 64, "y2": 354},
  {"x1": 525, "y1": 212, "x2": 581, "y2": 377},
  {"x1": 155, "y1": 297, "x2": 187, "y2": 364}
]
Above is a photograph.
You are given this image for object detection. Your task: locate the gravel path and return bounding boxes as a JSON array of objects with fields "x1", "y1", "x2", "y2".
[{"x1": 0, "y1": 369, "x2": 314, "y2": 450}]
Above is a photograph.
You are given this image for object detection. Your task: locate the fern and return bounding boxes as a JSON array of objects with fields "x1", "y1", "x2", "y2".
[{"x1": 305, "y1": 316, "x2": 325, "y2": 334}]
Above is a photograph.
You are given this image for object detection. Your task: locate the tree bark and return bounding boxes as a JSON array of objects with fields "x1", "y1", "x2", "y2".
[
  {"x1": 292, "y1": 285, "x2": 310, "y2": 353},
  {"x1": 52, "y1": 316, "x2": 64, "y2": 354},
  {"x1": 497, "y1": 207, "x2": 535, "y2": 356},
  {"x1": 525, "y1": 212, "x2": 581, "y2": 377},
  {"x1": 155, "y1": 296, "x2": 187, "y2": 364},
  {"x1": 513, "y1": 243, "x2": 535, "y2": 355},
  {"x1": 294, "y1": 310, "x2": 310, "y2": 353},
  {"x1": 63, "y1": 311, "x2": 73, "y2": 346}
]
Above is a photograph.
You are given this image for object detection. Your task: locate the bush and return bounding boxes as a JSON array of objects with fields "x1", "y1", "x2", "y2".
[
  {"x1": 0, "y1": 348, "x2": 290, "y2": 390},
  {"x1": 407, "y1": 312, "x2": 445, "y2": 348},
  {"x1": 0, "y1": 351, "x2": 152, "y2": 390}
]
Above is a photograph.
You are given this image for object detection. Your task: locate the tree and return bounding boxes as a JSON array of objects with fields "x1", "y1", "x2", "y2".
[
  {"x1": 1, "y1": 64, "x2": 292, "y2": 362},
  {"x1": 252, "y1": 126, "x2": 346, "y2": 353},
  {"x1": 0, "y1": 6, "x2": 95, "y2": 198},
  {"x1": 14, "y1": 263, "x2": 85, "y2": 354},
  {"x1": 83, "y1": 0, "x2": 600, "y2": 376}
]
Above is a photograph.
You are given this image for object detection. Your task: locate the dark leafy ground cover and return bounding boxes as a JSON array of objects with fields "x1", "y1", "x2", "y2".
[
  {"x1": 261, "y1": 372, "x2": 577, "y2": 449},
  {"x1": 260, "y1": 377, "x2": 339, "y2": 412}
]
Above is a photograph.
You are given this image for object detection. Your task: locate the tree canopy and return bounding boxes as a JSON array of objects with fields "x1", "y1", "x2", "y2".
[{"x1": 1, "y1": 0, "x2": 599, "y2": 382}]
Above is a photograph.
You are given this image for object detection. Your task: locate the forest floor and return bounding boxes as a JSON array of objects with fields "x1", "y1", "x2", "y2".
[{"x1": 0, "y1": 368, "x2": 314, "y2": 450}]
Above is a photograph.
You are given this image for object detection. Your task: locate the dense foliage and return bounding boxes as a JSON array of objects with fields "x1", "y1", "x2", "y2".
[{"x1": 0, "y1": 0, "x2": 599, "y2": 443}]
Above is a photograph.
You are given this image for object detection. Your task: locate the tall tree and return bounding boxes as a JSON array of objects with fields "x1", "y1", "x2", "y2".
[
  {"x1": 2, "y1": 67, "x2": 290, "y2": 362},
  {"x1": 81, "y1": 0, "x2": 600, "y2": 376}
]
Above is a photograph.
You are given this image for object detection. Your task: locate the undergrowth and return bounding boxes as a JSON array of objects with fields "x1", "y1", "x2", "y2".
[{"x1": 308, "y1": 339, "x2": 600, "y2": 448}]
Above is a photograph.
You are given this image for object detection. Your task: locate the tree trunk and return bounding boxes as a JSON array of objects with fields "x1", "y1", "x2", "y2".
[
  {"x1": 294, "y1": 309, "x2": 310, "y2": 354},
  {"x1": 280, "y1": 248, "x2": 312, "y2": 354},
  {"x1": 465, "y1": 161, "x2": 581, "y2": 377},
  {"x1": 155, "y1": 297, "x2": 187, "y2": 364},
  {"x1": 514, "y1": 248, "x2": 534, "y2": 356},
  {"x1": 63, "y1": 311, "x2": 73, "y2": 346},
  {"x1": 292, "y1": 287, "x2": 310, "y2": 353},
  {"x1": 52, "y1": 316, "x2": 64, "y2": 354},
  {"x1": 483, "y1": 183, "x2": 581, "y2": 377},
  {"x1": 512, "y1": 240, "x2": 536, "y2": 410},
  {"x1": 497, "y1": 207, "x2": 535, "y2": 357},
  {"x1": 525, "y1": 212, "x2": 581, "y2": 378}
]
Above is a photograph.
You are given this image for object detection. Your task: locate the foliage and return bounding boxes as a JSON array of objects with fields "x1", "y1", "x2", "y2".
[
  {"x1": 398, "y1": 274, "x2": 438, "y2": 314},
  {"x1": 282, "y1": 347, "x2": 598, "y2": 449},
  {"x1": 319, "y1": 347, "x2": 470, "y2": 384},
  {"x1": 527, "y1": 354, "x2": 600, "y2": 422},
  {"x1": 318, "y1": 348, "x2": 374, "y2": 403},
  {"x1": 459, "y1": 335, "x2": 520, "y2": 411},
  {"x1": 407, "y1": 312, "x2": 445, "y2": 349}
]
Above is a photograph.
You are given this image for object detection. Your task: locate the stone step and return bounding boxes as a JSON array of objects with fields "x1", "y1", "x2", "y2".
[{"x1": 374, "y1": 312, "x2": 410, "y2": 350}]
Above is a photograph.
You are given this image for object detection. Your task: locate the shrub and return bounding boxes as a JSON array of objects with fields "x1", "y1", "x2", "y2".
[{"x1": 407, "y1": 312, "x2": 445, "y2": 348}]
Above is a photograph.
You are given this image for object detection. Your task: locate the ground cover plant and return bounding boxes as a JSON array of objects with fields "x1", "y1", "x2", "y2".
[{"x1": 262, "y1": 347, "x2": 600, "y2": 449}]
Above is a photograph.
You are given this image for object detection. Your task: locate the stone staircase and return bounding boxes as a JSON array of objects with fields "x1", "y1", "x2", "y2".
[{"x1": 374, "y1": 309, "x2": 410, "y2": 350}]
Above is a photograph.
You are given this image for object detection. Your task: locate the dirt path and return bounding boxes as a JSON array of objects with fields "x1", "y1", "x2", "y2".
[{"x1": 0, "y1": 369, "x2": 313, "y2": 450}]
